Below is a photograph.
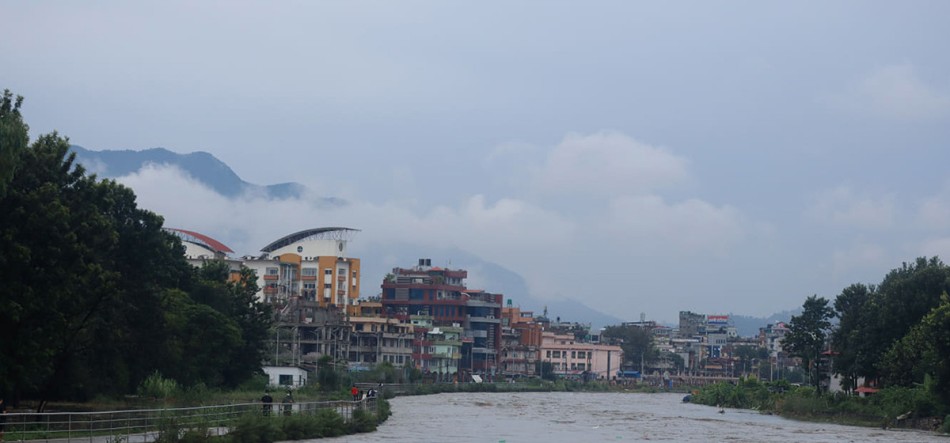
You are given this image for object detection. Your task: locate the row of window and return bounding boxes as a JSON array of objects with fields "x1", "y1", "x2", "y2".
[
  {"x1": 545, "y1": 350, "x2": 591, "y2": 359},
  {"x1": 267, "y1": 267, "x2": 359, "y2": 278},
  {"x1": 552, "y1": 362, "x2": 588, "y2": 371}
]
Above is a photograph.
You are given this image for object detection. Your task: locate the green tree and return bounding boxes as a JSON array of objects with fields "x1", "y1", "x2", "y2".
[
  {"x1": 0, "y1": 92, "x2": 272, "y2": 406},
  {"x1": 601, "y1": 325, "x2": 658, "y2": 372},
  {"x1": 0, "y1": 90, "x2": 29, "y2": 198},
  {"x1": 830, "y1": 283, "x2": 873, "y2": 393},
  {"x1": 782, "y1": 295, "x2": 834, "y2": 394},
  {"x1": 188, "y1": 262, "x2": 271, "y2": 387},
  {"x1": 866, "y1": 257, "x2": 950, "y2": 383},
  {"x1": 880, "y1": 293, "x2": 950, "y2": 403},
  {"x1": 732, "y1": 345, "x2": 767, "y2": 377}
]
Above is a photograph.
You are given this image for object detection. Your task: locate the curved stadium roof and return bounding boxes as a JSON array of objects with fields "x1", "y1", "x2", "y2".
[
  {"x1": 166, "y1": 228, "x2": 234, "y2": 254},
  {"x1": 260, "y1": 227, "x2": 360, "y2": 253}
]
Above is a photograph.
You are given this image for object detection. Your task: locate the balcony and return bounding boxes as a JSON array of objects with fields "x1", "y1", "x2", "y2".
[{"x1": 467, "y1": 315, "x2": 500, "y2": 324}]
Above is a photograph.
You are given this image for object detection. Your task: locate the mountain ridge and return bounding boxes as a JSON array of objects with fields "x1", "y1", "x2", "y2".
[{"x1": 70, "y1": 145, "x2": 339, "y2": 202}]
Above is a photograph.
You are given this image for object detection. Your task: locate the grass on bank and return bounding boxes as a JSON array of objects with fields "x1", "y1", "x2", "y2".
[{"x1": 691, "y1": 376, "x2": 949, "y2": 433}]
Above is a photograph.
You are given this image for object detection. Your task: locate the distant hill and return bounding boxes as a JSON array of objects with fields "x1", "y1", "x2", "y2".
[{"x1": 69, "y1": 145, "x2": 342, "y2": 203}]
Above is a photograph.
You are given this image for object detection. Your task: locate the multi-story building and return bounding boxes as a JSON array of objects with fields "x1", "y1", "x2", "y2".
[
  {"x1": 427, "y1": 324, "x2": 463, "y2": 381},
  {"x1": 381, "y1": 259, "x2": 502, "y2": 375},
  {"x1": 678, "y1": 311, "x2": 705, "y2": 338},
  {"x1": 165, "y1": 228, "x2": 243, "y2": 275},
  {"x1": 348, "y1": 302, "x2": 414, "y2": 370},
  {"x1": 540, "y1": 331, "x2": 623, "y2": 380},
  {"x1": 243, "y1": 227, "x2": 361, "y2": 312},
  {"x1": 500, "y1": 304, "x2": 541, "y2": 378}
]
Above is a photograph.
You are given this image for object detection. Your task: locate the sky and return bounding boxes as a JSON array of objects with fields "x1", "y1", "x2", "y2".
[{"x1": 4, "y1": 1, "x2": 950, "y2": 323}]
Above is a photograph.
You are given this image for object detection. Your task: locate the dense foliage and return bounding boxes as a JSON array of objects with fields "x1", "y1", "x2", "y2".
[
  {"x1": 601, "y1": 324, "x2": 658, "y2": 370},
  {"x1": 782, "y1": 295, "x2": 834, "y2": 392},
  {"x1": 829, "y1": 257, "x2": 950, "y2": 402},
  {"x1": 0, "y1": 90, "x2": 273, "y2": 407}
]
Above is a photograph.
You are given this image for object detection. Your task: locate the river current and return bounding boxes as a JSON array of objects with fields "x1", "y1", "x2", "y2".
[{"x1": 315, "y1": 391, "x2": 943, "y2": 443}]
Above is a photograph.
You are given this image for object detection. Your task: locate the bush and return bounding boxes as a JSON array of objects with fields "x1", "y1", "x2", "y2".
[
  {"x1": 229, "y1": 413, "x2": 284, "y2": 443},
  {"x1": 349, "y1": 408, "x2": 377, "y2": 433},
  {"x1": 280, "y1": 414, "x2": 318, "y2": 440},
  {"x1": 139, "y1": 371, "x2": 179, "y2": 399},
  {"x1": 311, "y1": 408, "x2": 346, "y2": 438}
]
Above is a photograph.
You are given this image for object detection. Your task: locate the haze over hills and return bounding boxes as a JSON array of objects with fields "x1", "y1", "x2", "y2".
[
  {"x1": 70, "y1": 145, "x2": 338, "y2": 202},
  {"x1": 70, "y1": 145, "x2": 793, "y2": 333}
]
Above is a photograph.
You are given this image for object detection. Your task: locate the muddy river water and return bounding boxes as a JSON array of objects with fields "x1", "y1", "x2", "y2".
[{"x1": 314, "y1": 391, "x2": 942, "y2": 443}]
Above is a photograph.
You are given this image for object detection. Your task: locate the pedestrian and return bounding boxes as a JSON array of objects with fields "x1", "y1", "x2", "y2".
[
  {"x1": 350, "y1": 384, "x2": 359, "y2": 401},
  {"x1": 261, "y1": 391, "x2": 273, "y2": 416},
  {"x1": 282, "y1": 390, "x2": 293, "y2": 416}
]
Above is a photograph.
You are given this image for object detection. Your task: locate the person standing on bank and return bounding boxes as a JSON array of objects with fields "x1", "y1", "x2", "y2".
[
  {"x1": 282, "y1": 390, "x2": 293, "y2": 416},
  {"x1": 261, "y1": 391, "x2": 273, "y2": 416}
]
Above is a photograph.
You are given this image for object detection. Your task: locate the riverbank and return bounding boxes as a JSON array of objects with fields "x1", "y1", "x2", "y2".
[{"x1": 690, "y1": 378, "x2": 949, "y2": 434}]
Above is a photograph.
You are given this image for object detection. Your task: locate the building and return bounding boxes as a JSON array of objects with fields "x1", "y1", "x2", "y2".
[
  {"x1": 165, "y1": 228, "x2": 244, "y2": 277},
  {"x1": 381, "y1": 259, "x2": 502, "y2": 375},
  {"x1": 499, "y1": 303, "x2": 541, "y2": 377},
  {"x1": 243, "y1": 227, "x2": 361, "y2": 311},
  {"x1": 540, "y1": 331, "x2": 623, "y2": 380},
  {"x1": 262, "y1": 366, "x2": 308, "y2": 388},
  {"x1": 348, "y1": 302, "x2": 414, "y2": 371},
  {"x1": 427, "y1": 324, "x2": 463, "y2": 381},
  {"x1": 678, "y1": 311, "x2": 705, "y2": 338}
]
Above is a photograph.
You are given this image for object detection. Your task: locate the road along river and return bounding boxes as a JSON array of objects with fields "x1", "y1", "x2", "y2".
[{"x1": 313, "y1": 391, "x2": 944, "y2": 443}]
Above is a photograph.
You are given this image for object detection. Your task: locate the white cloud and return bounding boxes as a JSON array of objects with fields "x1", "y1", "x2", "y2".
[
  {"x1": 805, "y1": 186, "x2": 896, "y2": 230},
  {"x1": 112, "y1": 131, "x2": 769, "y2": 321},
  {"x1": 832, "y1": 242, "x2": 888, "y2": 276},
  {"x1": 531, "y1": 131, "x2": 690, "y2": 198},
  {"x1": 602, "y1": 195, "x2": 746, "y2": 256},
  {"x1": 916, "y1": 183, "x2": 950, "y2": 231},
  {"x1": 827, "y1": 64, "x2": 950, "y2": 119},
  {"x1": 918, "y1": 237, "x2": 950, "y2": 260}
]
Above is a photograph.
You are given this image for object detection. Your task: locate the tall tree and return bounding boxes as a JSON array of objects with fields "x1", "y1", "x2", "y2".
[
  {"x1": 868, "y1": 257, "x2": 950, "y2": 382},
  {"x1": 189, "y1": 261, "x2": 271, "y2": 387},
  {"x1": 0, "y1": 89, "x2": 29, "y2": 198},
  {"x1": 880, "y1": 293, "x2": 950, "y2": 402},
  {"x1": 782, "y1": 295, "x2": 834, "y2": 393},
  {"x1": 830, "y1": 283, "x2": 873, "y2": 393},
  {"x1": 601, "y1": 325, "x2": 658, "y2": 372}
]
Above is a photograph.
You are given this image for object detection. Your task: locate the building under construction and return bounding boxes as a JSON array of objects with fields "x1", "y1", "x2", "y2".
[{"x1": 169, "y1": 227, "x2": 362, "y2": 370}]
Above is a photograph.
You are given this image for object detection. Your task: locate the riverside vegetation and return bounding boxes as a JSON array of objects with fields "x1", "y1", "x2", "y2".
[{"x1": 693, "y1": 377, "x2": 949, "y2": 433}]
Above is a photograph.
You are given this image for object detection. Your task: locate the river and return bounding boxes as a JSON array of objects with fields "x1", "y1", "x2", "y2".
[{"x1": 314, "y1": 392, "x2": 943, "y2": 443}]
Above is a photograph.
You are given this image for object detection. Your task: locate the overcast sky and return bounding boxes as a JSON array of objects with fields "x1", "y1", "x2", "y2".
[{"x1": 4, "y1": 1, "x2": 950, "y2": 323}]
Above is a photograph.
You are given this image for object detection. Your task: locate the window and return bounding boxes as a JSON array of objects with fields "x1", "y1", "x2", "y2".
[
  {"x1": 302, "y1": 267, "x2": 317, "y2": 276},
  {"x1": 546, "y1": 350, "x2": 551, "y2": 358},
  {"x1": 303, "y1": 283, "x2": 316, "y2": 290},
  {"x1": 338, "y1": 268, "x2": 345, "y2": 275},
  {"x1": 571, "y1": 351, "x2": 576, "y2": 359},
  {"x1": 553, "y1": 351, "x2": 561, "y2": 358},
  {"x1": 266, "y1": 267, "x2": 278, "y2": 275},
  {"x1": 325, "y1": 269, "x2": 332, "y2": 275},
  {"x1": 279, "y1": 374, "x2": 293, "y2": 386},
  {"x1": 324, "y1": 283, "x2": 331, "y2": 289}
]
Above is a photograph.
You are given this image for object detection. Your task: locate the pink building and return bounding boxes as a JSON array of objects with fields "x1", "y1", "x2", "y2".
[{"x1": 540, "y1": 331, "x2": 623, "y2": 380}]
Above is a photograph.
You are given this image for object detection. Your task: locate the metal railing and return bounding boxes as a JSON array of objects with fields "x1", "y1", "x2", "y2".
[{"x1": 2, "y1": 399, "x2": 375, "y2": 443}]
